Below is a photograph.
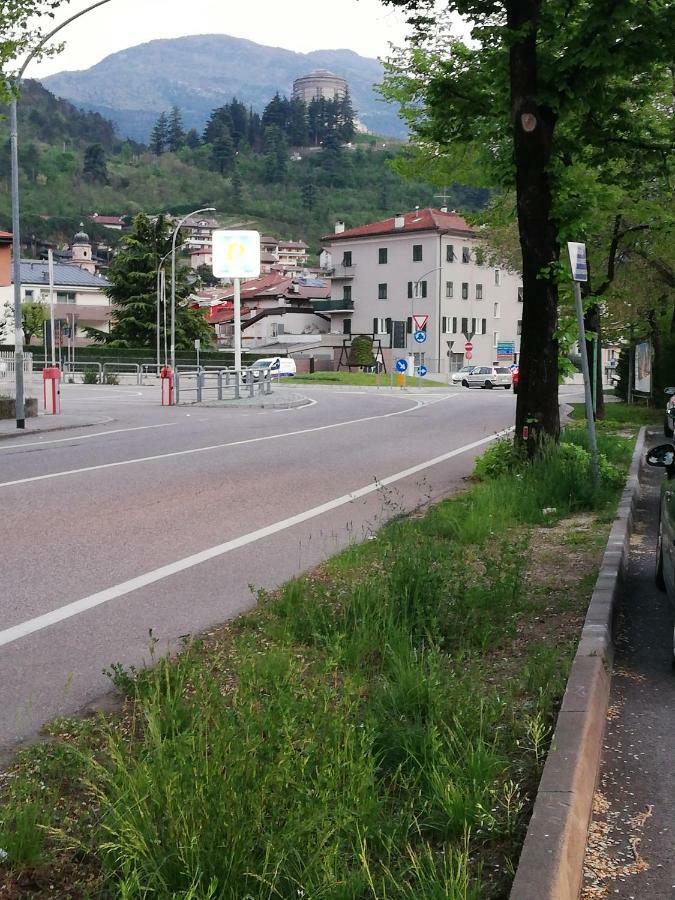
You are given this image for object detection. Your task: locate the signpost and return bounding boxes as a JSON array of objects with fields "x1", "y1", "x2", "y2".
[
  {"x1": 567, "y1": 241, "x2": 599, "y2": 486},
  {"x1": 413, "y1": 314, "x2": 428, "y2": 332},
  {"x1": 395, "y1": 358, "x2": 408, "y2": 373},
  {"x1": 465, "y1": 341, "x2": 473, "y2": 354},
  {"x1": 414, "y1": 330, "x2": 427, "y2": 344},
  {"x1": 212, "y1": 230, "x2": 261, "y2": 373},
  {"x1": 418, "y1": 364, "x2": 428, "y2": 377},
  {"x1": 465, "y1": 350, "x2": 473, "y2": 361}
]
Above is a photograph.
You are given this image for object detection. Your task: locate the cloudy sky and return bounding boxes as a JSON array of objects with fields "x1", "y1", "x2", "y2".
[{"x1": 28, "y1": 0, "x2": 424, "y2": 77}]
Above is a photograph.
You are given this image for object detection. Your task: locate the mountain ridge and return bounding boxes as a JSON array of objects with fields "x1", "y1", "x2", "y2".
[{"x1": 41, "y1": 34, "x2": 404, "y2": 143}]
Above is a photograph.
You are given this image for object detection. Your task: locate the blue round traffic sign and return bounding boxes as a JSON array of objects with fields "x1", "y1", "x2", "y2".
[
  {"x1": 414, "y1": 330, "x2": 427, "y2": 344},
  {"x1": 395, "y1": 358, "x2": 408, "y2": 373},
  {"x1": 418, "y1": 365, "x2": 428, "y2": 377}
]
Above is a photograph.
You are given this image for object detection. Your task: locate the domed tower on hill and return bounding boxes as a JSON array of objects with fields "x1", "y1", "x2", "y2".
[
  {"x1": 292, "y1": 70, "x2": 348, "y2": 104},
  {"x1": 71, "y1": 224, "x2": 95, "y2": 274}
]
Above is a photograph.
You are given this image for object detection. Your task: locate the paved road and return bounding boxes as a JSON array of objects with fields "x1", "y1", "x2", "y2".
[
  {"x1": 583, "y1": 449, "x2": 675, "y2": 899},
  {"x1": 0, "y1": 383, "x2": 578, "y2": 752}
]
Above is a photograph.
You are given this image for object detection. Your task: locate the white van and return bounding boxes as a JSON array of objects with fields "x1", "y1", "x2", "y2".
[{"x1": 244, "y1": 356, "x2": 297, "y2": 381}]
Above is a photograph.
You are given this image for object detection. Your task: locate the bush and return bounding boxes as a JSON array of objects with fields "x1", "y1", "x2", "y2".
[
  {"x1": 473, "y1": 437, "x2": 523, "y2": 480},
  {"x1": 83, "y1": 367, "x2": 99, "y2": 384},
  {"x1": 102, "y1": 372, "x2": 119, "y2": 385}
]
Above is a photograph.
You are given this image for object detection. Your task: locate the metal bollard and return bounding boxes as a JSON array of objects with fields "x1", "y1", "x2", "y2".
[
  {"x1": 197, "y1": 372, "x2": 203, "y2": 403},
  {"x1": 248, "y1": 377, "x2": 254, "y2": 398},
  {"x1": 217, "y1": 371, "x2": 223, "y2": 401},
  {"x1": 265, "y1": 373, "x2": 272, "y2": 395},
  {"x1": 234, "y1": 372, "x2": 240, "y2": 400},
  {"x1": 174, "y1": 371, "x2": 180, "y2": 404}
]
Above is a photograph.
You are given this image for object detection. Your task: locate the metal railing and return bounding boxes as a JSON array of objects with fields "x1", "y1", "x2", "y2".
[
  {"x1": 174, "y1": 369, "x2": 272, "y2": 404},
  {"x1": 0, "y1": 350, "x2": 36, "y2": 398},
  {"x1": 101, "y1": 362, "x2": 141, "y2": 384}
]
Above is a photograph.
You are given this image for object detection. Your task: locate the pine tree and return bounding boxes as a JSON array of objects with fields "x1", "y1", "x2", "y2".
[
  {"x1": 231, "y1": 163, "x2": 243, "y2": 207},
  {"x1": 263, "y1": 125, "x2": 288, "y2": 182},
  {"x1": 337, "y1": 90, "x2": 356, "y2": 141},
  {"x1": 301, "y1": 175, "x2": 316, "y2": 212},
  {"x1": 228, "y1": 98, "x2": 249, "y2": 148},
  {"x1": 94, "y1": 213, "x2": 213, "y2": 350},
  {"x1": 167, "y1": 106, "x2": 185, "y2": 152},
  {"x1": 185, "y1": 129, "x2": 201, "y2": 149},
  {"x1": 288, "y1": 97, "x2": 308, "y2": 146},
  {"x1": 211, "y1": 125, "x2": 235, "y2": 174},
  {"x1": 83, "y1": 143, "x2": 109, "y2": 183},
  {"x1": 149, "y1": 112, "x2": 168, "y2": 156}
]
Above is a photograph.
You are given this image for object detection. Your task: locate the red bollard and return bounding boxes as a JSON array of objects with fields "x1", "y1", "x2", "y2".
[
  {"x1": 42, "y1": 366, "x2": 61, "y2": 414},
  {"x1": 160, "y1": 366, "x2": 174, "y2": 406}
]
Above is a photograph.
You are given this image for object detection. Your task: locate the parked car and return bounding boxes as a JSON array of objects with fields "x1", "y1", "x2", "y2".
[
  {"x1": 451, "y1": 364, "x2": 476, "y2": 385},
  {"x1": 461, "y1": 365, "x2": 513, "y2": 389},
  {"x1": 645, "y1": 442, "x2": 675, "y2": 664},
  {"x1": 664, "y1": 387, "x2": 675, "y2": 436},
  {"x1": 512, "y1": 365, "x2": 519, "y2": 394},
  {"x1": 243, "y1": 356, "x2": 297, "y2": 382}
]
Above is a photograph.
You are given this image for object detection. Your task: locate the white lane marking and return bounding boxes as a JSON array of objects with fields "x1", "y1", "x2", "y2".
[
  {"x1": 0, "y1": 427, "x2": 512, "y2": 648},
  {"x1": 0, "y1": 422, "x2": 178, "y2": 451},
  {"x1": 0, "y1": 396, "x2": 453, "y2": 489},
  {"x1": 272, "y1": 397, "x2": 318, "y2": 412}
]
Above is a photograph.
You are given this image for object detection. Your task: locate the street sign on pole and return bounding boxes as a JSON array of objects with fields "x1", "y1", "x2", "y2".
[
  {"x1": 413, "y1": 314, "x2": 429, "y2": 332},
  {"x1": 395, "y1": 357, "x2": 408, "y2": 373},
  {"x1": 212, "y1": 230, "x2": 261, "y2": 373},
  {"x1": 414, "y1": 330, "x2": 427, "y2": 344},
  {"x1": 465, "y1": 341, "x2": 473, "y2": 353},
  {"x1": 465, "y1": 350, "x2": 473, "y2": 360},
  {"x1": 568, "y1": 240, "x2": 599, "y2": 485},
  {"x1": 418, "y1": 364, "x2": 428, "y2": 377}
]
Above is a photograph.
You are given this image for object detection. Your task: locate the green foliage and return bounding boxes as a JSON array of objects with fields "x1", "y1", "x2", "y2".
[
  {"x1": 0, "y1": 1, "x2": 70, "y2": 99},
  {"x1": 83, "y1": 367, "x2": 99, "y2": 384},
  {"x1": 83, "y1": 143, "x2": 108, "y2": 184},
  {"x1": 348, "y1": 334, "x2": 375, "y2": 368},
  {"x1": 21, "y1": 300, "x2": 46, "y2": 345},
  {"x1": 473, "y1": 437, "x2": 523, "y2": 481}
]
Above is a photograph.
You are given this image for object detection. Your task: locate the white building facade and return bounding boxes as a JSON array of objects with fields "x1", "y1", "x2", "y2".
[{"x1": 322, "y1": 208, "x2": 523, "y2": 376}]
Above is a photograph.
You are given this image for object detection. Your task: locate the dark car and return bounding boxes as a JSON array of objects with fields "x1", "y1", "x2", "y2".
[
  {"x1": 645, "y1": 442, "x2": 675, "y2": 665},
  {"x1": 664, "y1": 387, "x2": 675, "y2": 437}
]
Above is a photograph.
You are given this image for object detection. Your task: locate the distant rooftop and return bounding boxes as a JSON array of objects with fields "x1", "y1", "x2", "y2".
[
  {"x1": 323, "y1": 208, "x2": 474, "y2": 242},
  {"x1": 18, "y1": 259, "x2": 109, "y2": 288}
]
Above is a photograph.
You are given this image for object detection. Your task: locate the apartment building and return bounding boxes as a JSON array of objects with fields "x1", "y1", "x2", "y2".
[{"x1": 322, "y1": 208, "x2": 523, "y2": 376}]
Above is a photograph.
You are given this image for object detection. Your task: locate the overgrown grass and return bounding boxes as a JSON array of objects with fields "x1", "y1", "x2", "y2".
[
  {"x1": 290, "y1": 371, "x2": 448, "y2": 387},
  {"x1": 0, "y1": 424, "x2": 636, "y2": 898},
  {"x1": 569, "y1": 399, "x2": 661, "y2": 428}
]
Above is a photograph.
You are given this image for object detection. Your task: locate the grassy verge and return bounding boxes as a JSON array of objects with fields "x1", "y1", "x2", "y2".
[
  {"x1": 290, "y1": 371, "x2": 448, "y2": 387},
  {"x1": 569, "y1": 400, "x2": 661, "y2": 428},
  {"x1": 0, "y1": 408, "x2": 644, "y2": 898}
]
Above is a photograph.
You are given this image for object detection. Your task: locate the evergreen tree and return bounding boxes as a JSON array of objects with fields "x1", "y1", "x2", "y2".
[
  {"x1": 228, "y1": 98, "x2": 249, "y2": 148},
  {"x1": 337, "y1": 90, "x2": 356, "y2": 142},
  {"x1": 185, "y1": 128, "x2": 201, "y2": 150},
  {"x1": 248, "y1": 110, "x2": 263, "y2": 150},
  {"x1": 210, "y1": 125, "x2": 235, "y2": 174},
  {"x1": 288, "y1": 97, "x2": 308, "y2": 146},
  {"x1": 231, "y1": 163, "x2": 243, "y2": 207},
  {"x1": 83, "y1": 143, "x2": 109, "y2": 184},
  {"x1": 167, "y1": 106, "x2": 185, "y2": 152},
  {"x1": 307, "y1": 98, "x2": 322, "y2": 145},
  {"x1": 94, "y1": 213, "x2": 212, "y2": 350},
  {"x1": 262, "y1": 93, "x2": 290, "y2": 131},
  {"x1": 263, "y1": 125, "x2": 288, "y2": 182},
  {"x1": 301, "y1": 174, "x2": 316, "y2": 212},
  {"x1": 319, "y1": 130, "x2": 346, "y2": 187},
  {"x1": 149, "y1": 112, "x2": 168, "y2": 156},
  {"x1": 202, "y1": 106, "x2": 233, "y2": 145}
]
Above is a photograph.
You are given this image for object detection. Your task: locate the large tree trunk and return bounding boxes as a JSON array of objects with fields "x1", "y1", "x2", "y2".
[
  {"x1": 508, "y1": 0, "x2": 560, "y2": 456},
  {"x1": 584, "y1": 304, "x2": 605, "y2": 420}
]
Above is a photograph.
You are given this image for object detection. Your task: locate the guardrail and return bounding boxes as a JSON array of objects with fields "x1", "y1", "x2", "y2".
[
  {"x1": 174, "y1": 369, "x2": 272, "y2": 404},
  {"x1": 102, "y1": 362, "x2": 141, "y2": 385},
  {"x1": 61, "y1": 361, "x2": 103, "y2": 380}
]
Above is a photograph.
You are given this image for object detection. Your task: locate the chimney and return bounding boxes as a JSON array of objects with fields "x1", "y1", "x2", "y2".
[
  {"x1": 335, "y1": 221, "x2": 345, "y2": 234},
  {"x1": 394, "y1": 213, "x2": 405, "y2": 229}
]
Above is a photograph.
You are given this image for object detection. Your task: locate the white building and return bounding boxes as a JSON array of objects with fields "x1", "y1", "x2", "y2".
[{"x1": 321, "y1": 208, "x2": 523, "y2": 376}]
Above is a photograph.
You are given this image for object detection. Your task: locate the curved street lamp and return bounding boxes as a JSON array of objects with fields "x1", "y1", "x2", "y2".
[
  {"x1": 8, "y1": 0, "x2": 113, "y2": 428},
  {"x1": 156, "y1": 248, "x2": 173, "y2": 372},
  {"x1": 170, "y1": 207, "x2": 215, "y2": 372}
]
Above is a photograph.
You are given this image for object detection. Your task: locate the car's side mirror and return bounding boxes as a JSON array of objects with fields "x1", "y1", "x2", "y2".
[
  {"x1": 646, "y1": 443, "x2": 675, "y2": 467},
  {"x1": 665, "y1": 387, "x2": 675, "y2": 396}
]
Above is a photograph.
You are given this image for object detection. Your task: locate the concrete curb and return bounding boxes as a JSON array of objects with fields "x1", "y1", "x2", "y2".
[
  {"x1": 182, "y1": 395, "x2": 311, "y2": 411},
  {"x1": 0, "y1": 417, "x2": 112, "y2": 441},
  {"x1": 510, "y1": 426, "x2": 646, "y2": 900}
]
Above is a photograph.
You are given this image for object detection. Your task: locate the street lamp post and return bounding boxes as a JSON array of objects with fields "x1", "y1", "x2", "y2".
[
  {"x1": 170, "y1": 207, "x2": 215, "y2": 372},
  {"x1": 156, "y1": 248, "x2": 173, "y2": 373},
  {"x1": 8, "y1": 0, "x2": 112, "y2": 429}
]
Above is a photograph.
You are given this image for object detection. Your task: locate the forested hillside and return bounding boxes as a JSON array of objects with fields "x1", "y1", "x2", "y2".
[{"x1": 0, "y1": 81, "x2": 489, "y2": 255}]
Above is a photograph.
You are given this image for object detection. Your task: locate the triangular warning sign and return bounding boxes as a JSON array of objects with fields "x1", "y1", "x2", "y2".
[{"x1": 413, "y1": 314, "x2": 429, "y2": 331}]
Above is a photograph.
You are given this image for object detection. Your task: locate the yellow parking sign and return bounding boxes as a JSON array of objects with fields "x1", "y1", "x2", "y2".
[{"x1": 212, "y1": 230, "x2": 261, "y2": 278}]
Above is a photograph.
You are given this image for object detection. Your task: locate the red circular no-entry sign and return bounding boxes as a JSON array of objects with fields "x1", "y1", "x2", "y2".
[
  {"x1": 465, "y1": 350, "x2": 473, "y2": 360},
  {"x1": 465, "y1": 341, "x2": 473, "y2": 352}
]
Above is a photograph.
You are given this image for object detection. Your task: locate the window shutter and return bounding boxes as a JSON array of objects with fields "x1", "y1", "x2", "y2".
[
  {"x1": 421, "y1": 280, "x2": 427, "y2": 298},
  {"x1": 372, "y1": 317, "x2": 378, "y2": 335},
  {"x1": 406, "y1": 317, "x2": 412, "y2": 334},
  {"x1": 386, "y1": 318, "x2": 392, "y2": 334},
  {"x1": 442, "y1": 316, "x2": 447, "y2": 333},
  {"x1": 407, "y1": 281, "x2": 413, "y2": 299}
]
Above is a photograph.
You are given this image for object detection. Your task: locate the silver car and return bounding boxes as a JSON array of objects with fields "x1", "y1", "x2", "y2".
[
  {"x1": 461, "y1": 365, "x2": 513, "y2": 389},
  {"x1": 451, "y1": 364, "x2": 477, "y2": 385}
]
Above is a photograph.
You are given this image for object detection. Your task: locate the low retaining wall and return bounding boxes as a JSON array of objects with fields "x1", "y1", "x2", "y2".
[
  {"x1": 0, "y1": 397, "x2": 38, "y2": 419},
  {"x1": 510, "y1": 427, "x2": 646, "y2": 899}
]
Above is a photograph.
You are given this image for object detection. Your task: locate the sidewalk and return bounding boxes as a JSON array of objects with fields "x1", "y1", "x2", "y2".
[
  {"x1": 582, "y1": 436, "x2": 675, "y2": 899},
  {"x1": 0, "y1": 412, "x2": 110, "y2": 440}
]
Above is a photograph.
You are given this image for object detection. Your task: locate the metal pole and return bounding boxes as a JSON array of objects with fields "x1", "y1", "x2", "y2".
[
  {"x1": 156, "y1": 266, "x2": 161, "y2": 374},
  {"x1": 628, "y1": 324, "x2": 634, "y2": 405},
  {"x1": 48, "y1": 248, "x2": 55, "y2": 366},
  {"x1": 592, "y1": 336, "x2": 598, "y2": 416},
  {"x1": 10, "y1": 97, "x2": 24, "y2": 428},
  {"x1": 573, "y1": 281, "x2": 600, "y2": 486},
  {"x1": 233, "y1": 276, "x2": 242, "y2": 373},
  {"x1": 162, "y1": 269, "x2": 168, "y2": 366}
]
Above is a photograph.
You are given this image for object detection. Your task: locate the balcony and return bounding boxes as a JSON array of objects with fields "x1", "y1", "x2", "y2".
[
  {"x1": 312, "y1": 299, "x2": 355, "y2": 313},
  {"x1": 327, "y1": 264, "x2": 356, "y2": 279}
]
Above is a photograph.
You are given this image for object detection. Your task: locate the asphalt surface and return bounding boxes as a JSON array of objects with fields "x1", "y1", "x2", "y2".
[
  {"x1": 0, "y1": 380, "x2": 539, "y2": 751},
  {"x1": 583, "y1": 445, "x2": 675, "y2": 899}
]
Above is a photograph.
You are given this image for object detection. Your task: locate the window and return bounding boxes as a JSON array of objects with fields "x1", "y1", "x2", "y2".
[
  {"x1": 517, "y1": 286, "x2": 524, "y2": 302},
  {"x1": 385, "y1": 317, "x2": 392, "y2": 334},
  {"x1": 471, "y1": 318, "x2": 477, "y2": 334},
  {"x1": 442, "y1": 316, "x2": 448, "y2": 334},
  {"x1": 413, "y1": 352, "x2": 425, "y2": 367},
  {"x1": 419, "y1": 280, "x2": 427, "y2": 298},
  {"x1": 373, "y1": 317, "x2": 386, "y2": 334},
  {"x1": 445, "y1": 281, "x2": 454, "y2": 298},
  {"x1": 446, "y1": 244, "x2": 455, "y2": 262},
  {"x1": 56, "y1": 291, "x2": 76, "y2": 303},
  {"x1": 493, "y1": 331, "x2": 499, "y2": 348},
  {"x1": 481, "y1": 319, "x2": 487, "y2": 335},
  {"x1": 412, "y1": 244, "x2": 423, "y2": 262},
  {"x1": 452, "y1": 317, "x2": 458, "y2": 333},
  {"x1": 343, "y1": 285, "x2": 352, "y2": 301},
  {"x1": 461, "y1": 317, "x2": 469, "y2": 335},
  {"x1": 495, "y1": 269, "x2": 501, "y2": 285},
  {"x1": 342, "y1": 251, "x2": 352, "y2": 267},
  {"x1": 462, "y1": 246, "x2": 471, "y2": 263},
  {"x1": 408, "y1": 280, "x2": 427, "y2": 298},
  {"x1": 461, "y1": 283, "x2": 469, "y2": 300},
  {"x1": 378, "y1": 247, "x2": 388, "y2": 264},
  {"x1": 406, "y1": 317, "x2": 412, "y2": 334},
  {"x1": 476, "y1": 284, "x2": 483, "y2": 300},
  {"x1": 343, "y1": 319, "x2": 351, "y2": 336},
  {"x1": 378, "y1": 283, "x2": 388, "y2": 300},
  {"x1": 517, "y1": 319, "x2": 522, "y2": 335},
  {"x1": 493, "y1": 301, "x2": 500, "y2": 318}
]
